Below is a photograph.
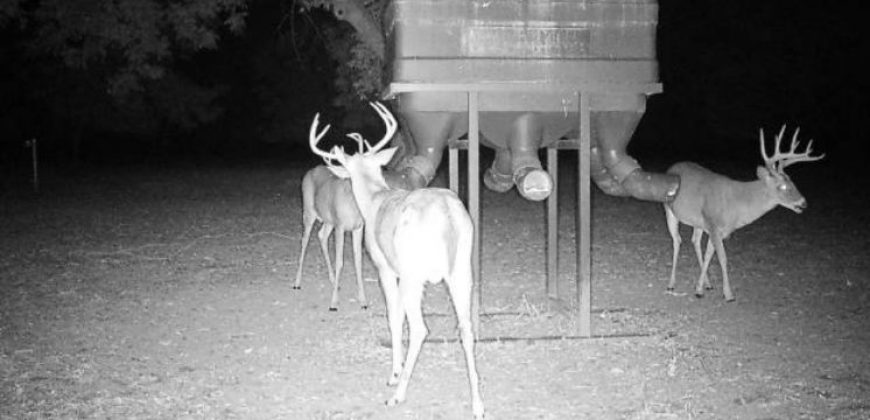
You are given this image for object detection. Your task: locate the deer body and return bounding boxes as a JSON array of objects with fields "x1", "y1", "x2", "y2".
[
  {"x1": 667, "y1": 162, "x2": 783, "y2": 233},
  {"x1": 357, "y1": 183, "x2": 480, "y2": 414},
  {"x1": 664, "y1": 126, "x2": 823, "y2": 301},
  {"x1": 309, "y1": 103, "x2": 484, "y2": 419},
  {"x1": 294, "y1": 165, "x2": 367, "y2": 311},
  {"x1": 368, "y1": 189, "x2": 469, "y2": 281}
]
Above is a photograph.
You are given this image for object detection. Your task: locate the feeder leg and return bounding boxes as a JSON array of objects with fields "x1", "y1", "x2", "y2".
[
  {"x1": 547, "y1": 147, "x2": 559, "y2": 298},
  {"x1": 449, "y1": 147, "x2": 459, "y2": 194},
  {"x1": 467, "y1": 92, "x2": 481, "y2": 335},
  {"x1": 577, "y1": 93, "x2": 592, "y2": 337}
]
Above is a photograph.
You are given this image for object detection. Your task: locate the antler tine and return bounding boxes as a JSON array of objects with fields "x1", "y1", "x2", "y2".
[
  {"x1": 759, "y1": 128, "x2": 771, "y2": 165},
  {"x1": 773, "y1": 124, "x2": 788, "y2": 170},
  {"x1": 345, "y1": 132, "x2": 373, "y2": 154},
  {"x1": 776, "y1": 124, "x2": 787, "y2": 146},
  {"x1": 789, "y1": 126, "x2": 801, "y2": 152},
  {"x1": 309, "y1": 113, "x2": 340, "y2": 163},
  {"x1": 365, "y1": 101, "x2": 398, "y2": 155},
  {"x1": 761, "y1": 125, "x2": 825, "y2": 171},
  {"x1": 346, "y1": 133, "x2": 363, "y2": 151},
  {"x1": 779, "y1": 136, "x2": 825, "y2": 169}
]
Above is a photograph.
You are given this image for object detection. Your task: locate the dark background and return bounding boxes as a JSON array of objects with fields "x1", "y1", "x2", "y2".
[{"x1": 638, "y1": 0, "x2": 866, "y2": 168}]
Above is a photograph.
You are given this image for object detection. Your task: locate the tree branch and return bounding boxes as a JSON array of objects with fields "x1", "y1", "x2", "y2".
[{"x1": 309, "y1": 0, "x2": 385, "y2": 60}]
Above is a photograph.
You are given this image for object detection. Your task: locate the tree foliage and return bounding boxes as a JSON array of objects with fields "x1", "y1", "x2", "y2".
[
  {"x1": 232, "y1": 1, "x2": 339, "y2": 146},
  {"x1": 0, "y1": 0, "x2": 397, "y2": 159},
  {"x1": 2, "y1": 0, "x2": 247, "y2": 95},
  {"x1": 0, "y1": 0, "x2": 249, "y2": 158},
  {"x1": 299, "y1": 0, "x2": 387, "y2": 106}
]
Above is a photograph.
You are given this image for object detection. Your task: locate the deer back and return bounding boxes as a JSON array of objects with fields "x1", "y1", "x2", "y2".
[
  {"x1": 370, "y1": 188, "x2": 472, "y2": 281},
  {"x1": 667, "y1": 162, "x2": 777, "y2": 237},
  {"x1": 307, "y1": 165, "x2": 363, "y2": 230},
  {"x1": 667, "y1": 162, "x2": 722, "y2": 229}
]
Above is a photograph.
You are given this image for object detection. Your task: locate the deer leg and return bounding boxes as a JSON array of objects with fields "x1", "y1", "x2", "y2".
[
  {"x1": 294, "y1": 217, "x2": 316, "y2": 290},
  {"x1": 710, "y1": 232, "x2": 734, "y2": 301},
  {"x1": 329, "y1": 227, "x2": 345, "y2": 311},
  {"x1": 387, "y1": 278, "x2": 427, "y2": 408},
  {"x1": 691, "y1": 228, "x2": 712, "y2": 290},
  {"x1": 351, "y1": 227, "x2": 367, "y2": 309},
  {"x1": 665, "y1": 205, "x2": 681, "y2": 291},
  {"x1": 317, "y1": 223, "x2": 336, "y2": 290},
  {"x1": 447, "y1": 267, "x2": 485, "y2": 419},
  {"x1": 379, "y1": 270, "x2": 404, "y2": 386},
  {"x1": 697, "y1": 234, "x2": 716, "y2": 298}
]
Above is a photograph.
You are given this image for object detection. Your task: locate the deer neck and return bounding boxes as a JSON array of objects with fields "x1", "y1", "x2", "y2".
[
  {"x1": 346, "y1": 172, "x2": 392, "y2": 225},
  {"x1": 729, "y1": 179, "x2": 778, "y2": 230}
]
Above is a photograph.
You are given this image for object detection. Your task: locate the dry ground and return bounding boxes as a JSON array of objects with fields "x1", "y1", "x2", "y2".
[{"x1": 1, "y1": 159, "x2": 868, "y2": 419}]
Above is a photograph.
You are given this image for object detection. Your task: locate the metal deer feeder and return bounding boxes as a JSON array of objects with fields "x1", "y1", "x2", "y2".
[{"x1": 380, "y1": 0, "x2": 680, "y2": 336}]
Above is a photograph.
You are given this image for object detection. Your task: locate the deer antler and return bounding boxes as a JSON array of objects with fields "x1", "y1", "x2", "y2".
[
  {"x1": 310, "y1": 103, "x2": 396, "y2": 162},
  {"x1": 365, "y1": 101, "x2": 397, "y2": 155},
  {"x1": 309, "y1": 113, "x2": 344, "y2": 164},
  {"x1": 345, "y1": 132, "x2": 373, "y2": 154},
  {"x1": 760, "y1": 125, "x2": 825, "y2": 172}
]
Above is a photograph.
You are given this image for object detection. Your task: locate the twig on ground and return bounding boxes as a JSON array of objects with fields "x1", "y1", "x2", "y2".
[{"x1": 517, "y1": 293, "x2": 543, "y2": 319}]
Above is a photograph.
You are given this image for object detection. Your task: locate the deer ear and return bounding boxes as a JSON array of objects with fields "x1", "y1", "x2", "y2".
[
  {"x1": 373, "y1": 147, "x2": 398, "y2": 167},
  {"x1": 756, "y1": 166, "x2": 772, "y2": 180},
  {"x1": 327, "y1": 165, "x2": 351, "y2": 179}
]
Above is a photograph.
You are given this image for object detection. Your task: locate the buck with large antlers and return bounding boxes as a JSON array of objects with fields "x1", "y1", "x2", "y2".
[
  {"x1": 664, "y1": 125, "x2": 824, "y2": 301},
  {"x1": 310, "y1": 102, "x2": 484, "y2": 419},
  {"x1": 294, "y1": 133, "x2": 368, "y2": 311}
]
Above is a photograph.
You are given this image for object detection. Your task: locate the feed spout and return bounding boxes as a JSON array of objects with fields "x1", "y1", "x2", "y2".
[
  {"x1": 390, "y1": 112, "x2": 453, "y2": 190},
  {"x1": 482, "y1": 113, "x2": 552, "y2": 201},
  {"x1": 592, "y1": 111, "x2": 680, "y2": 202}
]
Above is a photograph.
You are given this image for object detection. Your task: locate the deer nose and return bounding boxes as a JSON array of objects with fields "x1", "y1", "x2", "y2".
[{"x1": 793, "y1": 199, "x2": 807, "y2": 213}]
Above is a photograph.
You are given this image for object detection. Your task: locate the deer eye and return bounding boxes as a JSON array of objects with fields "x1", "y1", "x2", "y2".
[{"x1": 778, "y1": 184, "x2": 788, "y2": 191}]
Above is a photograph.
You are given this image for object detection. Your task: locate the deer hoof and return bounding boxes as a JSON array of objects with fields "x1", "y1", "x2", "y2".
[
  {"x1": 360, "y1": 304, "x2": 369, "y2": 310},
  {"x1": 725, "y1": 296, "x2": 736, "y2": 302},
  {"x1": 291, "y1": 286, "x2": 301, "y2": 290},
  {"x1": 694, "y1": 293, "x2": 704, "y2": 299},
  {"x1": 386, "y1": 390, "x2": 406, "y2": 407},
  {"x1": 666, "y1": 287, "x2": 675, "y2": 291},
  {"x1": 328, "y1": 307, "x2": 338, "y2": 312}
]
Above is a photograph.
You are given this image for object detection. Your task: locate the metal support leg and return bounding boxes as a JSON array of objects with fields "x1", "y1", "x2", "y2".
[
  {"x1": 546, "y1": 147, "x2": 559, "y2": 298},
  {"x1": 449, "y1": 147, "x2": 459, "y2": 194},
  {"x1": 468, "y1": 92, "x2": 482, "y2": 334},
  {"x1": 577, "y1": 93, "x2": 592, "y2": 337}
]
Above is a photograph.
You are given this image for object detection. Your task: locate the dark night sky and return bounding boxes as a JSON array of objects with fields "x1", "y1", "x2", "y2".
[{"x1": 634, "y1": 0, "x2": 867, "y2": 167}]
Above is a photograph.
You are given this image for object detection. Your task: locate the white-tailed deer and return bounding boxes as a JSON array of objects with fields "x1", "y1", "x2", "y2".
[
  {"x1": 294, "y1": 133, "x2": 369, "y2": 311},
  {"x1": 664, "y1": 125, "x2": 824, "y2": 301},
  {"x1": 309, "y1": 102, "x2": 484, "y2": 419}
]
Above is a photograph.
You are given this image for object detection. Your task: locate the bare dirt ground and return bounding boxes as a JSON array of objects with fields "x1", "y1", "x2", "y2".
[{"x1": 1, "y1": 159, "x2": 868, "y2": 419}]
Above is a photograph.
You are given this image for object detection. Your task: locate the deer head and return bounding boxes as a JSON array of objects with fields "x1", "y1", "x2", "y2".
[
  {"x1": 309, "y1": 102, "x2": 399, "y2": 188},
  {"x1": 757, "y1": 125, "x2": 824, "y2": 213}
]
